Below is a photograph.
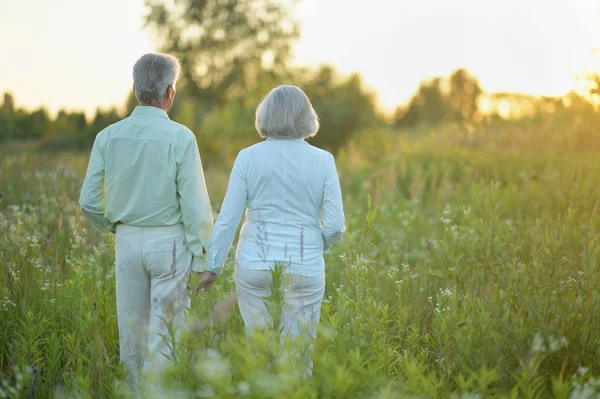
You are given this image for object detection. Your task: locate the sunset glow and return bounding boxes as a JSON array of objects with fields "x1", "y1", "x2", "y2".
[{"x1": 0, "y1": 0, "x2": 598, "y2": 115}]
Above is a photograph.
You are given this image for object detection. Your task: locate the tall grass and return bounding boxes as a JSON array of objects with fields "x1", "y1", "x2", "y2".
[{"x1": 1, "y1": 121, "x2": 600, "y2": 398}]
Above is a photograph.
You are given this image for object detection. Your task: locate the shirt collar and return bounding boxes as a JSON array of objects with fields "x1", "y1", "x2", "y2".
[
  {"x1": 131, "y1": 106, "x2": 170, "y2": 119},
  {"x1": 266, "y1": 137, "x2": 306, "y2": 142}
]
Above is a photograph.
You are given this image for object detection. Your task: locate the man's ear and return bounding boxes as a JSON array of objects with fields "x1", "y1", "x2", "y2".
[{"x1": 167, "y1": 85, "x2": 175, "y2": 100}]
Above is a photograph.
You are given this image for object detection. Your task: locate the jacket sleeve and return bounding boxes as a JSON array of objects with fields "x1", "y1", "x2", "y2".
[
  {"x1": 206, "y1": 151, "x2": 248, "y2": 274},
  {"x1": 321, "y1": 154, "x2": 346, "y2": 251}
]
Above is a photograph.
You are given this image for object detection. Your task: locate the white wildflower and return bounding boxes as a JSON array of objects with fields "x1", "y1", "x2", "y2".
[{"x1": 531, "y1": 333, "x2": 546, "y2": 352}]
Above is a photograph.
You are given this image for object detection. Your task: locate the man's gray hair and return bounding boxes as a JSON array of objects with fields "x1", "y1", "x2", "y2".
[
  {"x1": 255, "y1": 85, "x2": 320, "y2": 139},
  {"x1": 133, "y1": 53, "x2": 181, "y2": 106}
]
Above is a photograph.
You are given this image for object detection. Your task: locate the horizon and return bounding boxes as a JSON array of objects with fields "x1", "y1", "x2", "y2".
[{"x1": 0, "y1": 0, "x2": 598, "y2": 117}]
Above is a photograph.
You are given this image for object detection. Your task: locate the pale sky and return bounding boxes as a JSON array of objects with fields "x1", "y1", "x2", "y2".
[{"x1": 0, "y1": 0, "x2": 598, "y2": 116}]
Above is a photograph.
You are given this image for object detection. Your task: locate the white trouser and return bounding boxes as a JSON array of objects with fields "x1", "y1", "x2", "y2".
[
  {"x1": 115, "y1": 223, "x2": 192, "y2": 386},
  {"x1": 234, "y1": 268, "x2": 325, "y2": 377}
]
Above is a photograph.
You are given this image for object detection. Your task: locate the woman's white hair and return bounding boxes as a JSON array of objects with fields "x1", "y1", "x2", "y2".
[
  {"x1": 133, "y1": 53, "x2": 181, "y2": 106},
  {"x1": 255, "y1": 85, "x2": 320, "y2": 139}
]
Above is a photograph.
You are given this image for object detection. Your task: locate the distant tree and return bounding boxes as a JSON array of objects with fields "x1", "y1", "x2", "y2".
[
  {"x1": 0, "y1": 110, "x2": 11, "y2": 140},
  {"x1": 395, "y1": 77, "x2": 447, "y2": 128},
  {"x1": 71, "y1": 112, "x2": 88, "y2": 134},
  {"x1": 0, "y1": 93, "x2": 16, "y2": 140},
  {"x1": 124, "y1": 91, "x2": 138, "y2": 115},
  {"x1": 89, "y1": 108, "x2": 121, "y2": 134},
  {"x1": 22, "y1": 107, "x2": 51, "y2": 139},
  {"x1": 144, "y1": 0, "x2": 299, "y2": 107},
  {"x1": 2, "y1": 93, "x2": 15, "y2": 115},
  {"x1": 535, "y1": 96, "x2": 565, "y2": 116},
  {"x1": 394, "y1": 68, "x2": 483, "y2": 128},
  {"x1": 0, "y1": 95, "x2": 50, "y2": 139},
  {"x1": 51, "y1": 110, "x2": 70, "y2": 137},
  {"x1": 447, "y1": 68, "x2": 482, "y2": 123},
  {"x1": 196, "y1": 101, "x2": 255, "y2": 165},
  {"x1": 299, "y1": 66, "x2": 378, "y2": 154},
  {"x1": 485, "y1": 92, "x2": 538, "y2": 119},
  {"x1": 50, "y1": 110, "x2": 88, "y2": 139},
  {"x1": 172, "y1": 65, "x2": 379, "y2": 157}
]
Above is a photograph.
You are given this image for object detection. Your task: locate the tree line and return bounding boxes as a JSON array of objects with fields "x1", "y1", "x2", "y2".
[
  {"x1": 0, "y1": 92, "x2": 121, "y2": 146},
  {"x1": 1, "y1": 0, "x2": 598, "y2": 160}
]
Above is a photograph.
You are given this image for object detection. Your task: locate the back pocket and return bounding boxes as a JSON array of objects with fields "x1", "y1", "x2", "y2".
[{"x1": 145, "y1": 238, "x2": 191, "y2": 278}]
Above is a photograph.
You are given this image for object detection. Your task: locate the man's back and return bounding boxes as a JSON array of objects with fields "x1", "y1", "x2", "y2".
[
  {"x1": 80, "y1": 105, "x2": 213, "y2": 270},
  {"x1": 100, "y1": 106, "x2": 193, "y2": 226}
]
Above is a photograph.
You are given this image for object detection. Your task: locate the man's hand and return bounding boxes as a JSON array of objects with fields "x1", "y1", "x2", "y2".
[{"x1": 194, "y1": 271, "x2": 218, "y2": 293}]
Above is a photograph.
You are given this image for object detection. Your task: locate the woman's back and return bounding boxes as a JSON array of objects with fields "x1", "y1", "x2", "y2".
[
  {"x1": 237, "y1": 138, "x2": 339, "y2": 275},
  {"x1": 207, "y1": 138, "x2": 345, "y2": 277}
]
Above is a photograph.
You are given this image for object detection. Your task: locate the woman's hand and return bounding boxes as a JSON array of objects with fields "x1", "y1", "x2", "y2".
[{"x1": 194, "y1": 271, "x2": 218, "y2": 293}]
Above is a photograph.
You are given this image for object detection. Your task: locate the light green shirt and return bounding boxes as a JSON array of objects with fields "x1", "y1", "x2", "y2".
[{"x1": 79, "y1": 106, "x2": 213, "y2": 271}]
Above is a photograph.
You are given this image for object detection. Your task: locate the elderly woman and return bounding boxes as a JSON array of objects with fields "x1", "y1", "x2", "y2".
[
  {"x1": 205, "y1": 85, "x2": 346, "y2": 376},
  {"x1": 79, "y1": 53, "x2": 214, "y2": 386}
]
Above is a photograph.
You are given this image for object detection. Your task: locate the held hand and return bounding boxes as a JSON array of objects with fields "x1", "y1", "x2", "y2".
[{"x1": 194, "y1": 271, "x2": 218, "y2": 293}]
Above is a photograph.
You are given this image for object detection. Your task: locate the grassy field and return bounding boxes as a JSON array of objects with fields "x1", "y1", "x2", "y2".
[{"x1": 1, "y1": 122, "x2": 600, "y2": 398}]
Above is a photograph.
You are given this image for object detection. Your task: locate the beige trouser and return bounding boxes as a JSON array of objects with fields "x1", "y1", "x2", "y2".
[
  {"x1": 234, "y1": 267, "x2": 325, "y2": 377},
  {"x1": 115, "y1": 224, "x2": 192, "y2": 387}
]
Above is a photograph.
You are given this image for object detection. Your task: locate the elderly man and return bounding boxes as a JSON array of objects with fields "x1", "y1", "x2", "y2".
[{"x1": 79, "y1": 53, "x2": 216, "y2": 385}]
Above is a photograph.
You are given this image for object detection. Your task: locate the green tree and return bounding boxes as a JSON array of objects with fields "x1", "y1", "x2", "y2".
[
  {"x1": 21, "y1": 107, "x2": 51, "y2": 139},
  {"x1": 144, "y1": 0, "x2": 299, "y2": 107},
  {"x1": 298, "y1": 66, "x2": 378, "y2": 154},
  {"x1": 0, "y1": 110, "x2": 10, "y2": 140},
  {"x1": 89, "y1": 108, "x2": 121, "y2": 137},
  {"x1": 394, "y1": 69, "x2": 483, "y2": 128},
  {"x1": 447, "y1": 68, "x2": 482, "y2": 123},
  {"x1": 395, "y1": 77, "x2": 447, "y2": 128},
  {"x1": 0, "y1": 93, "x2": 16, "y2": 140},
  {"x1": 51, "y1": 110, "x2": 88, "y2": 139},
  {"x1": 196, "y1": 102, "x2": 255, "y2": 166},
  {"x1": 51, "y1": 110, "x2": 71, "y2": 137},
  {"x1": 124, "y1": 91, "x2": 138, "y2": 116},
  {"x1": 71, "y1": 112, "x2": 88, "y2": 134},
  {"x1": 2, "y1": 92, "x2": 15, "y2": 116}
]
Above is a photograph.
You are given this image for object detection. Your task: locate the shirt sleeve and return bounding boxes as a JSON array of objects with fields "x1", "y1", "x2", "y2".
[
  {"x1": 79, "y1": 133, "x2": 115, "y2": 233},
  {"x1": 321, "y1": 154, "x2": 346, "y2": 251},
  {"x1": 207, "y1": 151, "x2": 247, "y2": 274},
  {"x1": 177, "y1": 134, "x2": 214, "y2": 272}
]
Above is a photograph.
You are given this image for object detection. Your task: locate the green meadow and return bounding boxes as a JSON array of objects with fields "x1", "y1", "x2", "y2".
[{"x1": 1, "y1": 120, "x2": 600, "y2": 398}]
